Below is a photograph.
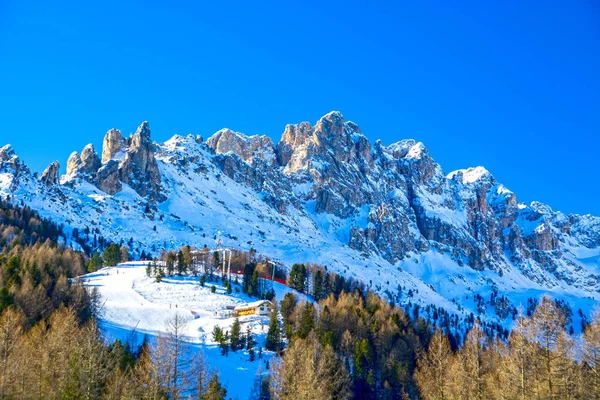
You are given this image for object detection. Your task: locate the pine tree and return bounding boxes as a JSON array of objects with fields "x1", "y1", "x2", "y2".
[
  {"x1": 297, "y1": 301, "x2": 315, "y2": 339},
  {"x1": 219, "y1": 332, "x2": 229, "y2": 357},
  {"x1": 146, "y1": 263, "x2": 152, "y2": 277},
  {"x1": 102, "y1": 244, "x2": 121, "y2": 267},
  {"x1": 176, "y1": 250, "x2": 186, "y2": 275},
  {"x1": 203, "y1": 374, "x2": 227, "y2": 400},
  {"x1": 313, "y1": 269, "x2": 323, "y2": 300},
  {"x1": 212, "y1": 325, "x2": 223, "y2": 343},
  {"x1": 87, "y1": 252, "x2": 103, "y2": 273},
  {"x1": 230, "y1": 317, "x2": 241, "y2": 351},
  {"x1": 265, "y1": 312, "x2": 281, "y2": 353}
]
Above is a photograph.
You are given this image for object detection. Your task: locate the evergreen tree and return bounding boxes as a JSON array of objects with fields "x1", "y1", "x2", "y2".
[
  {"x1": 219, "y1": 332, "x2": 229, "y2": 356},
  {"x1": 102, "y1": 244, "x2": 121, "y2": 267},
  {"x1": 297, "y1": 301, "x2": 315, "y2": 339},
  {"x1": 176, "y1": 250, "x2": 186, "y2": 275},
  {"x1": 203, "y1": 374, "x2": 227, "y2": 400},
  {"x1": 212, "y1": 325, "x2": 223, "y2": 343},
  {"x1": 230, "y1": 317, "x2": 241, "y2": 351},
  {"x1": 146, "y1": 262, "x2": 152, "y2": 277},
  {"x1": 313, "y1": 269, "x2": 323, "y2": 300},
  {"x1": 265, "y1": 312, "x2": 281, "y2": 353},
  {"x1": 87, "y1": 252, "x2": 103, "y2": 273},
  {"x1": 247, "y1": 325, "x2": 256, "y2": 361}
]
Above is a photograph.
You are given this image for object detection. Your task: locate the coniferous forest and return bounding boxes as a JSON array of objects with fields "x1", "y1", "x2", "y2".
[{"x1": 1, "y1": 198, "x2": 600, "y2": 399}]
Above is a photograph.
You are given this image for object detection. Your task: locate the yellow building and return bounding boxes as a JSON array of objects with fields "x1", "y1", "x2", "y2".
[{"x1": 234, "y1": 300, "x2": 273, "y2": 317}]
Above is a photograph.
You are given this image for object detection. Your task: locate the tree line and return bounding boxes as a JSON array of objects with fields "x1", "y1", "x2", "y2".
[{"x1": 415, "y1": 296, "x2": 600, "y2": 400}]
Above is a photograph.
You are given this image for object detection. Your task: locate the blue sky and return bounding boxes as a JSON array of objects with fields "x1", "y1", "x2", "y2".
[{"x1": 1, "y1": 1, "x2": 599, "y2": 215}]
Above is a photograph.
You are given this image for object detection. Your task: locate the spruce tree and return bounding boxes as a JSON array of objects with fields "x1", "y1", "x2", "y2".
[
  {"x1": 265, "y1": 312, "x2": 281, "y2": 353},
  {"x1": 230, "y1": 317, "x2": 241, "y2": 351},
  {"x1": 102, "y1": 244, "x2": 121, "y2": 267},
  {"x1": 203, "y1": 374, "x2": 227, "y2": 400}
]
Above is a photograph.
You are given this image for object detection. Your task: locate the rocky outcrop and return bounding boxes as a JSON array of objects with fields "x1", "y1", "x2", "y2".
[
  {"x1": 0, "y1": 145, "x2": 30, "y2": 190},
  {"x1": 96, "y1": 160, "x2": 121, "y2": 194},
  {"x1": 3, "y1": 111, "x2": 598, "y2": 294},
  {"x1": 66, "y1": 152, "x2": 80, "y2": 175},
  {"x1": 206, "y1": 129, "x2": 276, "y2": 165},
  {"x1": 204, "y1": 111, "x2": 600, "y2": 288},
  {"x1": 102, "y1": 129, "x2": 125, "y2": 163},
  {"x1": 40, "y1": 161, "x2": 59, "y2": 187},
  {"x1": 119, "y1": 122, "x2": 164, "y2": 202},
  {"x1": 66, "y1": 144, "x2": 100, "y2": 179}
]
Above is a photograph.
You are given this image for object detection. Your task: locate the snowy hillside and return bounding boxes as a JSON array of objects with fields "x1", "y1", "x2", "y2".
[
  {"x1": 1, "y1": 112, "x2": 600, "y2": 331},
  {"x1": 81, "y1": 262, "x2": 307, "y2": 399}
]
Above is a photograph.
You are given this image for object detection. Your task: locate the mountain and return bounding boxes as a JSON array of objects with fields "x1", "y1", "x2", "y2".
[{"x1": 2, "y1": 112, "x2": 599, "y2": 329}]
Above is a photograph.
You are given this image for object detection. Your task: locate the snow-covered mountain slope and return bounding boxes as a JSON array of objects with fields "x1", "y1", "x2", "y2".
[
  {"x1": 2, "y1": 112, "x2": 600, "y2": 330},
  {"x1": 82, "y1": 262, "x2": 308, "y2": 400}
]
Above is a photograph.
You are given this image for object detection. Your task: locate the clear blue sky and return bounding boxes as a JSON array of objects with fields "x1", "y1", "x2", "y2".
[{"x1": 1, "y1": 1, "x2": 598, "y2": 215}]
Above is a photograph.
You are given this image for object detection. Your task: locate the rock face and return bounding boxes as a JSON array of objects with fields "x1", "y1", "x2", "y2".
[
  {"x1": 0, "y1": 145, "x2": 30, "y2": 190},
  {"x1": 66, "y1": 152, "x2": 80, "y2": 175},
  {"x1": 66, "y1": 144, "x2": 100, "y2": 179},
  {"x1": 1, "y1": 112, "x2": 600, "y2": 326},
  {"x1": 202, "y1": 111, "x2": 600, "y2": 290},
  {"x1": 59, "y1": 122, "x2": 164, "y2": 202},
  {"x1": 206, "y1": 129, "x2": 276, "y2": 165},
  {"x1": 118, "y1": 122, "x2": 164, "y2": 202},
  {"x1": 40, "y1": 161, "x2": 59, "y2": 187},
  {"x1": 102, "y1": 129, "x2": 125, "y2": 163},
  {"x1": 96, "y1": 160, "x2": 121, "y2": 194},
  {"x1": 2, "y1": 111, "x2": 599, "y2": 295}
]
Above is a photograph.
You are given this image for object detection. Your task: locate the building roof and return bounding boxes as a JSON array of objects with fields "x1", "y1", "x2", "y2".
[{"x1": 234, "y1": 300, "x2": 273, "y2": 311}]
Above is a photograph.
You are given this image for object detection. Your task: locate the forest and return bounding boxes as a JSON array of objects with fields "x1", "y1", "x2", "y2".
[{"x1": 1, "y1": 197, "x2": 599, "y2": 399}]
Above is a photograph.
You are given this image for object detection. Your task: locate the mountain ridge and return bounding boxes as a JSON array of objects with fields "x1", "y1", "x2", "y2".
[{"x1": 1, "y1": 111, "x2": 599, "y2": 330}]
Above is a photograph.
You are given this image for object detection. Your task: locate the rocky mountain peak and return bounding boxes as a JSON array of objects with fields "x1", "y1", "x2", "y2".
[
  {"x1": 131, "y1": 121, "x2": 152, "y2": 151},
  {"x1": 448, "y1": 166, "x2": 495, "y2": 186},
  {"x1": 102, "y1": 128, "x2": 125, "y2": 163},
  {"x1": 118, "y1": 121, "x2": 164, "y2": 202},
  {"x1": 66, "y1": 151, "x2": 80, "y2": 175},
  {"x1": 277, "y1": 122, "x2": 313, "y2": 166},
  {"x1": 0, "y1": 145, "x2": 16, "y2": 163},
  {"x1": 0, "y1": 145, "x2": 30, "y2": 190},
  {"x1": 40, "y1": 161, "x2": 60, "y2": 187},
  {"x1": 66, "y1": 144, "x2": 100, "y2": 178},
  {"x1": 206, "y1": 129, "x2": 275, "y2": 164}
]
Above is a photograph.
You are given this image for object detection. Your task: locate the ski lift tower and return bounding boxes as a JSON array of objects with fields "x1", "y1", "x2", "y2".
[
  {"x1": 215, "y1": 231, "x2": 233, "y2": 281},
  {"x1": 266, "y1": 260, "x2": 279, "y2": 292}
]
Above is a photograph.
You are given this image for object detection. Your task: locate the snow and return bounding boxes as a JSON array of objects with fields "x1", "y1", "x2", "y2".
[
  {"x1": 447, "y1": 166, "x2": 491, "y2": 184},
  {"x1": 82, "y1": 263, "x2": 306, "y2": 400},
  {"x1": 0, "y1": 173, "x2": 12, "y2": 190},
  {"x1": 2, "y1": 127, "x2": 600, "y2": 347},
  {"x1": 405, "y1": 142, "x2": 427, "y2": 159}
]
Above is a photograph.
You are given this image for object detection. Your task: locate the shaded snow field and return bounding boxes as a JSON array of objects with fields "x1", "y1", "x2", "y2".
[{"x1": 82, "y1": 262, "x2": 307, "y2": 399}]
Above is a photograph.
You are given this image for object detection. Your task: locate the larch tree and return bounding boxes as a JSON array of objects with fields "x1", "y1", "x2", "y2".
[
  {"x1": 451, "y1": 322, "x2": 489, "y2": 400},
  {"x1": 271, "y1": 334, "x2": 351, "y2": 400},
  {"x1": 527, "y1": 296, "x2": 568, "y2": 399},
  {"x1": 582, "y1": 312, "x2": 600, "y2": 399},
  {"x1": 415, "y1": 328, "x2": 453, "y2": 400}
]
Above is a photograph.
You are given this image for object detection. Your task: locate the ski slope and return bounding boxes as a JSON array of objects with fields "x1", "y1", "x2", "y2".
[{"x1": 82, "y1": 262, "x2": 308, "y2": 399}]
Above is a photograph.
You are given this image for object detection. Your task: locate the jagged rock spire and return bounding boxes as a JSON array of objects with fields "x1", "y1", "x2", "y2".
[
  {"x1": 40, "y1": 161, "x2": 60, "y2": 187},
  {"x1": 102, "y1": 128, "x2": 125, "y2": 163}
]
